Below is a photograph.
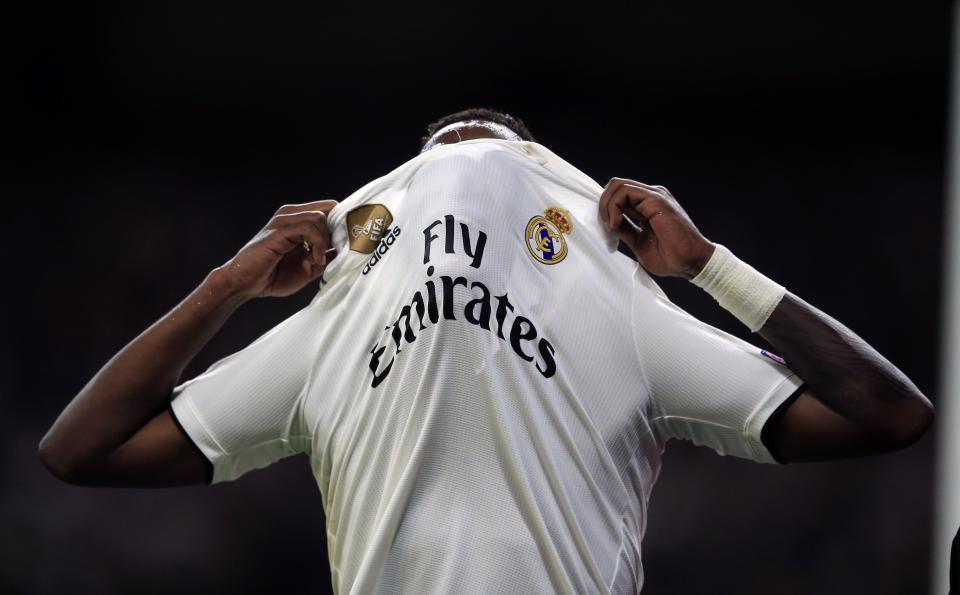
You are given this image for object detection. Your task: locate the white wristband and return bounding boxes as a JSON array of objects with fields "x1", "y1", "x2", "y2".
[{"x1": 690, "y1": 243, "x2": 786, "y2": 332}]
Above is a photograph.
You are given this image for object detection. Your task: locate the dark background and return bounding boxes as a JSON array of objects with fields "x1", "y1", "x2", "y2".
[{"x1": 5, "y1": 1, "x2": 952, "y2": 593}]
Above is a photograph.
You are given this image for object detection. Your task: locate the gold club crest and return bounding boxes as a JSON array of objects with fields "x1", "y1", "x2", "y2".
[{"x1": 525, "y1": 207, "x2": 572, "y2": 265}]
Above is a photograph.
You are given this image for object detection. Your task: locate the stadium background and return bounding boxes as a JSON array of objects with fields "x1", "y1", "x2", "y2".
[{"x1": 5, "y1": 1, "x2": 952, "y2": 593}]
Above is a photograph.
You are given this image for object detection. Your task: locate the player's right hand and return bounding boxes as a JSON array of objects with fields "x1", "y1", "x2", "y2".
[{"x1": 217, "y1": 200, "x2": 339, "y2": 299}]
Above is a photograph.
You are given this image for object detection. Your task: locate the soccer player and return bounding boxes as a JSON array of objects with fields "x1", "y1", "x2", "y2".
[{"x1": 39, "y1": 107, "x2": 935, "y2": 594}]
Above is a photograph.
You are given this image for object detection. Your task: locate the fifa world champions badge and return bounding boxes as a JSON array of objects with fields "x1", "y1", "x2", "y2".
[{"x1": 525, "y1": 207, "x2": 572, "y2": 265}]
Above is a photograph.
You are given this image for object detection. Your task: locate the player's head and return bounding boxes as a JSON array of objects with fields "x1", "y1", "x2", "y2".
[{"x1": 419, "y1": 107, "x2": 536, "y2": 153}]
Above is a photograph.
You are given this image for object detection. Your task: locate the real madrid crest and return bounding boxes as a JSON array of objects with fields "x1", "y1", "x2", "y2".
[{"x1": 525, "y1": 207, "x2": 572, "y2": 265}]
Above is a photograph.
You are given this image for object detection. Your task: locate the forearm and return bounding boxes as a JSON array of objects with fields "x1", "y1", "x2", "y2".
[
  {"x1": 689, "y1": 241, "x2": 934, "y2": 445},
  {"x1": 39, "y1": 266, "x2": 251, "y2": 475},
  {"x1": 757, "y1": 291, "x2": 934, "y2": 443},
  {"x1": 599, "y1": 179, "x2": 935, "y2": 456}
]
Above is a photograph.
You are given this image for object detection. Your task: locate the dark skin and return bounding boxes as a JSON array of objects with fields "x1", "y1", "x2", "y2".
[
  {"x1": 38, "y1": 121, "x2": 934, "y2": 488},
  {"x1": 39, "y1": 201, "x2": 339, "y2": 486},
  {"x1": 599, "y1": 178, "x2": 935, "y2": 461}
]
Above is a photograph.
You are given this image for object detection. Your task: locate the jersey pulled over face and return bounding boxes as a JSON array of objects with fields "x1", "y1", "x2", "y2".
[{"x1": 170, "y1": 139, "x2": 804, "y2": 594}]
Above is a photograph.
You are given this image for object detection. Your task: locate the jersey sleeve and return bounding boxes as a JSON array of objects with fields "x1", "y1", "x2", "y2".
[
  {"x1": 169, "y1": 304, "x2": 319, "y2": 484},
  {"x1": 630, "y1": 264, "x2": 806, "y2": 464}
]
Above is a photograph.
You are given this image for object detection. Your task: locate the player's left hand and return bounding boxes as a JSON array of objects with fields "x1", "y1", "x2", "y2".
[{"x1": 599, "y1": 177, "x2": 716, "y2": 280}]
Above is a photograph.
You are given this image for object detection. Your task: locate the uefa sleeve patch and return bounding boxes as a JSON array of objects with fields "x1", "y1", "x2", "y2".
[{"x1": 760, "y1": 349, "x2": 786, "y2": 365}]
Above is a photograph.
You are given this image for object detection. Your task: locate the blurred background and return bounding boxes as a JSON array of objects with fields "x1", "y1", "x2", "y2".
[{"x1": 5, "y1": 1, "x2": 953, "y2": 594}]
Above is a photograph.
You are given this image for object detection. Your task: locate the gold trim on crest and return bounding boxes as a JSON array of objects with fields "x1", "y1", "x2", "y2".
[{"x1": 525, "y1": 207, "x2": 570, "y2": 265}]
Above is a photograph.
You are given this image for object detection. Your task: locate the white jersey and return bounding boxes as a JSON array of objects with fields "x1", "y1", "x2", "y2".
[{"x1": 169, "y1": 138, "x2": 805, "y2": 594}]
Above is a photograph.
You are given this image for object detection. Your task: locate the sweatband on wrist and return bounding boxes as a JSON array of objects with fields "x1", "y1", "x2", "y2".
[{"x1": 690, "y1": 243, "x2": 786, "y2": 332}]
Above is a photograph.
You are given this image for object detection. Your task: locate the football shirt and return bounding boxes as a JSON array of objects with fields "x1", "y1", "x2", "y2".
[{"x1": 170, "y1": 138, "x2": 805, "y2": 594}]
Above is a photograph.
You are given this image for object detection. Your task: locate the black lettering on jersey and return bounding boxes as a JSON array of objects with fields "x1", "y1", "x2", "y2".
[
  {"x1": 441, "y1": 276, "x2": 468, "y2": 320},
  {"x1": 464, "y1": 282, "x2": 492, "y2": 330},
  {"x1": 369, "y1": 342, "x2": 395, "y2": 388},
  {"x1": 423, "y1": 215, "x2": 487, "y2": 268},
  {"x1": 494, "y1": 293, "x2": 514, "y2": 340},
  {"x1": 368, "y1": 218, "x2": 557, "y2": 388},
  {"x1": 363, "y1": 226, "x2": 402, "y2": 276},
  {"x1": 424, "y1": 267, "x2": 440, "y2": 324},
  {"x1": 390, "y1": 304, "x2": 418, "y2": 352},
  {"x1": 509, "y1": 315, "x2": 537, "y2": 362},
  {"x1": 459, "y1": 222, "x2": 486, "y2": 268},
  {"x1": 535, "y1": 339, "x2": 557, "y2": 378}
]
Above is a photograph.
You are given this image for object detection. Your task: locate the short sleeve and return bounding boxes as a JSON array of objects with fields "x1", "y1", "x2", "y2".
[
  {"x1": 169, "y1": 305, "x2": 319, "y2": 484},
  {"x1": 630, "y1": 265, "x2": 805, "y2": 464}
]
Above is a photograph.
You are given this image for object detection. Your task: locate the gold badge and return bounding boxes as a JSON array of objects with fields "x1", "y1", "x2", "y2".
[
  {"x1": 346, "y1": 204, "x2": 394, "y2": 254},
  {"x1": 525, "y1": 207, "x2": 572, "y2": 265}
]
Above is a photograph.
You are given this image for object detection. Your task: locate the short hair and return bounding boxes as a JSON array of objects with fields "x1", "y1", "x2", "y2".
[{"x1": 420, "y1": 107, "x2": 536, "y2": 150}]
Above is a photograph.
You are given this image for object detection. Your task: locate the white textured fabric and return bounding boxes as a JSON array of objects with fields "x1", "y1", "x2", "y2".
[
  {"x1": 170, "y1": 138, "x2": 805, "y2": 594},
  {"x1": 690, "y1": 243, "x2": 787, "y2": 332}
]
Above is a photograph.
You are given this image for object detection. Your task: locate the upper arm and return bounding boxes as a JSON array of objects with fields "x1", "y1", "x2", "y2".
[
  {"x1": 167, "y1": 303, "x2": 326, "y2": 484},
  {"x1": 69, "y1": 302, "x2": 327, "y2": 488},
  {"x1": 761, "y1": 387, "x2": 909, "y2": 463},
  {"x1": 65, "y1": 405, "x2": 213, "y2": 487},
  {"x1": 632, "y1": 268, "x2": 804, "y2": 463}
]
